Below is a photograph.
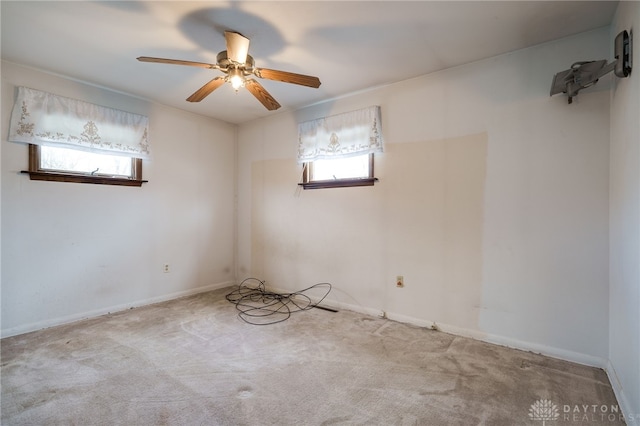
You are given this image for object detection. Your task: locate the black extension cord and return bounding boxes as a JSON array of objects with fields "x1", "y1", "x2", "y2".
[{"x1": 225, "y1": 278, "x2": 333, "y2": 325}]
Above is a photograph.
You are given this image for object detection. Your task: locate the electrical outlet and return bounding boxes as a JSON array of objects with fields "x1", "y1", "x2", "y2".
[
  {"x1": 163, "y1": 264, "x2": 170, "y2": 273},
  {"x1": 396, "y1": 275, "x2": 404, "y2": 288}
]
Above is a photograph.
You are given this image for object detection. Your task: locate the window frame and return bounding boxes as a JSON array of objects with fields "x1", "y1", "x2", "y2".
[
  {"x1": 22, "y1": 144, "x2": 146, "y2": 187},
  {"x1": 299, "y1": 153, "x2": 377, "y2": 190}
]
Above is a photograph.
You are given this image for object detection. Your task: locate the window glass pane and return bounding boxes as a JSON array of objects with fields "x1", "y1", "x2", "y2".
[
  {"x1": 40, "y1": 145, "x2": 132, "y2": 177},
  {"x1": 311, "y1": 154, "x2": 369, "y2": 181}
]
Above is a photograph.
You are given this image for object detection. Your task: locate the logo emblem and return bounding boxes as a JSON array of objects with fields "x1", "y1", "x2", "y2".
[{"x1": 529, "y1": 399, "x2": 559, "y2": 425}]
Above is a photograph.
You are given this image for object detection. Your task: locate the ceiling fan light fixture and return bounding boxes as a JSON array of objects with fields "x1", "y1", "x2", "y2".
[
  {"x1": 228, "y1": 67, "x2": 245, "y2": 91},
  {"x1": 138, "y1": 29, "x2": 320, "y2": 110}
]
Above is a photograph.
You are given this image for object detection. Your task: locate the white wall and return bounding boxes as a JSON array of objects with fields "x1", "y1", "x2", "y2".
[
  {"x1": 1, "y1": 61, "x2": 237, "y2": 337},
  {"x1": 609, "y1": 2, "x2": 640, "y2": 423},
  {"x1": 237, "y1": 28, "x2": 612, "y2": 365}
]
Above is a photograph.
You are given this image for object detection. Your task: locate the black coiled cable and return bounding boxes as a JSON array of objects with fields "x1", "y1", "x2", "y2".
[{"x1": 225, "y1": 278, "x2": 332, "y2": 325}]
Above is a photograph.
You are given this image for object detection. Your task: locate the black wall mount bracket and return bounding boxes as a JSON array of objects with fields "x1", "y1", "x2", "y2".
[{"x1": 550, "y1": 30, "x2": 632, "y2": 104}]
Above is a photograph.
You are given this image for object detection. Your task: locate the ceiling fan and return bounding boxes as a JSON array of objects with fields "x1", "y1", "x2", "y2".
[{"x1": 137, "y1": 31, "x2": 321, "y2": 111}]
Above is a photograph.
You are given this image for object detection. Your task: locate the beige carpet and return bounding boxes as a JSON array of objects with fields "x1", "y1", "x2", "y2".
[{"x1": 1, "y1": 286, "x2": 625, "y2": 425}]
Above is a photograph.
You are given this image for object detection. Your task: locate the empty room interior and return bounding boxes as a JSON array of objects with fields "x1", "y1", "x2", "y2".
[{"x1": 1, "y1": 1, "x2": 639, "y2": 425}]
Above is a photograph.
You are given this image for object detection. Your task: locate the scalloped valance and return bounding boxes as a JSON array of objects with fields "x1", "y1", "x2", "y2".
[
  {"x1": 8, "y1": 86, "x2": 150, "y2": 159},
  {"x1": 297, "y1": 106, "x2": 382, "y2": 164}
]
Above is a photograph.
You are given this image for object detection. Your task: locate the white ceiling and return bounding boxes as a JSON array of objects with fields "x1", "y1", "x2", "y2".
[{"x1": 1, "y1": 1, "x2": 618, "y2": 124}]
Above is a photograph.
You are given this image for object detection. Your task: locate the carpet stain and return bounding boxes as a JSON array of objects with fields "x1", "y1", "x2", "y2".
[
  {"x1": 321, "y1": 415, "x2": 352, "y2": 425},
  {"x1": 237, "y1": 387, "x2": 253, "y2": 399}
]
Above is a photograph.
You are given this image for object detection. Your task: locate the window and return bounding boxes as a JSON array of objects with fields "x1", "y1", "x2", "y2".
[
  {"x1": 41, "y1": 145, "x2": 133, "y2": 177},
  {"x1": 301, "y1": 153, "x2": 376, "y2": 189},
  {"x1": 8, "y1": 86, "x2": 149, "y2": 187},
  {"x1": 26, "y1": 144, "x2": 144, "y2": 186},
  {"x1": 297, "y1": 106, "x2": 382, "y2": 190}
]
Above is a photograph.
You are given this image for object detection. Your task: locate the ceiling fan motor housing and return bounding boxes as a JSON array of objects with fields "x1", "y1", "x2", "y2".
[{"x1": 217, "y1": 51, "x2": 255, "y2": 74}]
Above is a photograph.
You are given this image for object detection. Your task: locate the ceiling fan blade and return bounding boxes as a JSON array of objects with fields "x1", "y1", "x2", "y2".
[
  {"x1": 186, "y1": 77, "x2": 226, "y2": 102},
  {"x1": 137, "y1": 56, "x2": 215, "y2": 69},
  {"x1": 244, "y1": 79, "x2": 281, "y2": 111},
  {"x1": 254, "y1": 68, "x2": 321, "y2": 88},
  {"x1": 225, "y1": 31, "x2": 250, "y2": 64}
]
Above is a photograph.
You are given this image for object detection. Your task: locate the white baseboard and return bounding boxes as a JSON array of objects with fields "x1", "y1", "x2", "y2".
[
  {"x1": 0, "y1": 280, "x2": 235, "y2": 338},
  {"x1": 378, "y1": 308, "x2": 609, "y2": 369},
  {"x1": 605, "y1": 358, "x2": 639, "y2": 426},
  {"x1": 385, "y1": 311, "x2": 436, "y2": 329},
  {"x1": 382, "y1": 308, "x2": 640, "y2": 424},
  {"x1": 275, "y1": 290, "x2": 610, "y2": 370},
  {"x1": 317, "y1": 299, "x2": 385, "y2": 319},
  {"x1": 266, "y1": 284, "x2": 386, "y2": 319},
  {"x1": 264, "y1": 289, "x2": 610, "y2": 373}
]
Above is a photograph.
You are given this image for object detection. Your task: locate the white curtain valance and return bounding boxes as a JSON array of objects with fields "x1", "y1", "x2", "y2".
[
  {"x1": 8, "y1": 86, "x2": 150, "y2": 159},
  {"x1": 297, "y1": 105, "x2": 382, "y2": 164}
]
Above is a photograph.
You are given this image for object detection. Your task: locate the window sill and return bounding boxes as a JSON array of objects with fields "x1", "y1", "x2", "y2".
[
  {"x1": 21, "y1": 171, "x2": 147, "y2": 187},
  {"x1": 298, "y1": 177, "x2": 378, "y2": 190}
]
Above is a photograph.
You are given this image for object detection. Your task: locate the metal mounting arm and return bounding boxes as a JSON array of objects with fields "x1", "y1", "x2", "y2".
[{"x1": 550, "y1": 30, "x2": 632, "y2": 104}]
